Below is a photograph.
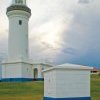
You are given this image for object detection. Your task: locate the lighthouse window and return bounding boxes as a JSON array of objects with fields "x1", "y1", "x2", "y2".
[
  {"x1": 15, "y1": 0, "x2": 23, "y2": 4},
  {"x1": 19, "y1": 20, "x2": 22, "y2": 25}
]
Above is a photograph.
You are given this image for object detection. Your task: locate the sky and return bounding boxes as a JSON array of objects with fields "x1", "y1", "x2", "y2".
[{"x1": 0, "y1": 0, "x2": 100, "y2": 68}]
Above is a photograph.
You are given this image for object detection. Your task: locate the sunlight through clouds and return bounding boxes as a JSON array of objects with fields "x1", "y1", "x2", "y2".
[
  {"x1": 28, "y1": 0, "x2": 77, "y2": 61},
  {"x1": 0, "y1": 0, "x2": 100, "y2": 67}
]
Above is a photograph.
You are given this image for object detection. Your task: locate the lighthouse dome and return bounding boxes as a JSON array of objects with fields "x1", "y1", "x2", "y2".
[{"x1": 7, "y1": 0, "x2": 31, "y2": 14}]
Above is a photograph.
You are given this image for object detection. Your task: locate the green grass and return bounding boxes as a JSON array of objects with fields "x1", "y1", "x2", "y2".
[
  {"x1": 0, "y1": 81, "x2": 44, "y2": 100},
  {"x1": 0, "y1": 75, "x2": 99, "y2": 100},
  {"x1": 91, "y1": 75, "x2": 100, "y2": 100}
]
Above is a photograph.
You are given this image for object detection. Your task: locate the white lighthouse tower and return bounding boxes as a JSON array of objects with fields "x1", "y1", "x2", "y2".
[{"x1": 2, "y1": 0, "x2": 33, "y2": 82}]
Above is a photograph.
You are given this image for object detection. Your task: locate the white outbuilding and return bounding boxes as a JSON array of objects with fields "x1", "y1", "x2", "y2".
[{"x1": 43, "y1": 63, "x2": 93, "y2": 100}]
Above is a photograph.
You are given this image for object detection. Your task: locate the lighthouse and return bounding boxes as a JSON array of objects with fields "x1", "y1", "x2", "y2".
[
  {"x1": 7, "y1": 0, "x2": 30, "y2": 61},
  {"x1": 2, "y1": 0, "x2": 33, "y2": 82}
]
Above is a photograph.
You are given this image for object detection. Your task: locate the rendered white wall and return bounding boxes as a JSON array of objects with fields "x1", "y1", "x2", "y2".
[
  {"x1": 43, "y1": 66, "x2": 92, "y2": 98},
  {"x1": 2, "y1": 62, "x2": 33, "y2": 79},
  {"x1": 44, "y1": 70, "x2": 56, "y2": 97},
  {"x1": 38, "y1": 65, "x2": 42, "y2": 78},
  {"x1": 0, "y1": 65, "x2": 2, "y2": 80},
  {"x1": 22, "y1": 63, "x2": 33, "y2": 78},
  {"x1": 56, "y1": 70, "x2": 90, "y2": 98},
  {"x1": 7, "y1": 10, "x2": 30, "y2": 60},
  {"x1": 2, "y1": 63, "x2": 22, "y2": 78}
]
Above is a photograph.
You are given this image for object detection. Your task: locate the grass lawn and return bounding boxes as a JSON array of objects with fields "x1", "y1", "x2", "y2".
[
  {"x1": 0, "y1": 75, "x2": 99, "y2": 100},
  {"x1": 91, "y1": 75, "x2": 100, "y2": 100},
  {"x1": 0, "y1": 81, "x2": 44, "y2": 100}
]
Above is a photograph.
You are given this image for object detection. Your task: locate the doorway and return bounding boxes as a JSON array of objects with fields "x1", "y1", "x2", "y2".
[{"x1": 34, "y1": 68, "x2": 38, "y2": 80}]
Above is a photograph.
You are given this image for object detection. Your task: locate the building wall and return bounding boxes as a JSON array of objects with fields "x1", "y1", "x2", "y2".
[
  {"x1": 21, "y1": 63, "x2": 33, "y2": 78},
  {"x1": 32, "y1": 64, "x2": 52, "y2": 80},
  {"x1": 0, "y1": 65, "x2": 2, "y2": 80},
  {"x1": 44, "y1": 69, "x2": 91, "y2": 98},
  {"x1": 44, "y1": 70, "x2": 56, "y2": 97},
  {"x1": 1, "y1": 62, "x2": 34, "y2": 82},
  {"x1": 1, "y1": 61, "x2": 52, "y2": 81},
  {"x1": 2, "y1": 63, "x2": 22, "y2": 78},
  {"x1": 56, "y1": 70, "x2": 90, "y2": 98},
  {"x1": 8, "y1": 10, "x2": 30, "y2": 60}
]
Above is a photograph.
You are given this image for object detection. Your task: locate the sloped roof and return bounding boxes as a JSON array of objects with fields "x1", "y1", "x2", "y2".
[
  {"x1": 58, "y1": 63, "x2": 93, "y2": 69},
  {"x1": 43, "y1": 63, "x2": 93, "y2": 72}
]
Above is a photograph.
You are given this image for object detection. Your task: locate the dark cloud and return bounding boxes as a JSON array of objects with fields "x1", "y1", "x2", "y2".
[{"x1": 56, "y1": 1, "x2": 100, "y2": 68}]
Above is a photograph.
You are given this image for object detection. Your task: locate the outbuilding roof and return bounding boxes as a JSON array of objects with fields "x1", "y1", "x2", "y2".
[{"x1": 43, "y1": 63, "x2": 93, "y2": 72}]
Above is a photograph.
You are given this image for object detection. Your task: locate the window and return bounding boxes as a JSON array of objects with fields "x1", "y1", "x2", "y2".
[
  {"x1": 27, "y1": 68, "x2": 29, "y2": 72},
  {"x1": 19, "y1": 20, "x2": 22, "y2": 25},
  {"x1": 15, "y1": 0, "x2": 23, "y2": 4}
]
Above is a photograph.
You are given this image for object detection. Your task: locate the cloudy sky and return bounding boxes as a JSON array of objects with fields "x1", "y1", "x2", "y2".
[{"x1": 0, "y1": 0, "x2": 100, "y2": 68}]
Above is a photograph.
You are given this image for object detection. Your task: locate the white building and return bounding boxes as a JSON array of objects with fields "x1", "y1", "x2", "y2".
[
  {"x1": 43, "y1": 63, "x2": 93, "y2": 100},
  {"x1": 1, "y1": 0, "x2": 52, "y2": 82},
  {"x1": 0, "y1": 65, "x2": 2, "y2": 81}
]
